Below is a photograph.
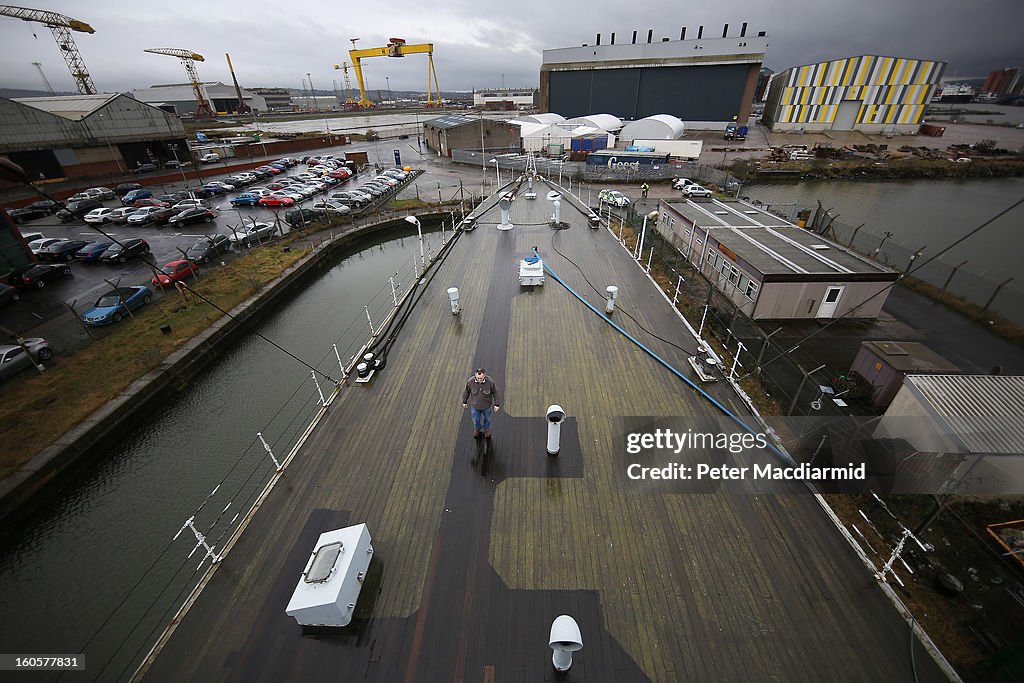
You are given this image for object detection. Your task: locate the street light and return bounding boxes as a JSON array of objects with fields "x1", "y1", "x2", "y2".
[
  {"x1": 167, "y1": 143, "x2": 189, "y2": 188},
  {"x1": 307, "y1": 72, "x2": 319, "y2": 113},
  {"x1": 404, "y1": 215, "x2": 426, "y2": 271},
  {"x1": 489, "y1": 158, "x2": 499, "y2": 186}
]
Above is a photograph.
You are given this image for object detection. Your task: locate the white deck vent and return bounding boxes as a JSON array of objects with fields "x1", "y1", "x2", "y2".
[
  {"x1": 286, "y1": 523, "x2": 373, "y2": 627},
  {"x1": 714, "y1": 211, "x2": 729, "y2": 215},
  {"x1": 811, "y1": 244, "x2": 831, "y2": 250}
]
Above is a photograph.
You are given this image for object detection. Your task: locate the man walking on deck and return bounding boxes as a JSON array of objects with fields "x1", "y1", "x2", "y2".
[{"x1": 463, "y1": 368, "x2": 501, "y2": 438}]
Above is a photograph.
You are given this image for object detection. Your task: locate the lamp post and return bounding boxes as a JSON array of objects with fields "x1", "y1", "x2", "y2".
[
  {"x1": 489, "y1": 158, "x2": 499, "y2": 186},
  {"x1": 168, "y1": 144, "x2": 189, "y2": 188},
  {"x1": 252, "y1": 111, "x2": 268, "y2": 158},
  {"x1": 404, "y1": 215, "x2": 426, "y2": 272},
  {"x1": 307, "y1": 72, "x2": 318, "y2": 113},
  {"x1": 97, "y1": 113, "x2": 124, "y2": 174},
  {"x1": 385, "y1": 76, "x2": 391, "y2": 105}
]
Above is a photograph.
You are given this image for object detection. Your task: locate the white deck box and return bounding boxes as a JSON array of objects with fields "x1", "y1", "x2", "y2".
[{"x1": 285, "y1": 523, "x2": 373, "y2": 627}]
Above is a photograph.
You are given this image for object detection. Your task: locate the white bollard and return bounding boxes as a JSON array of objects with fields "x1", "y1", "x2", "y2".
[{"x1": 546, "y1": 404, "x2": 566, "y2": 456}]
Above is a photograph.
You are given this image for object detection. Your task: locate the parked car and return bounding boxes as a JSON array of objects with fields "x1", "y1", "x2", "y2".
[
  {"x1": 168, "y1": 207, "x2": 216, "y2": 226},
  {"x1": 185, "y1": 234, "x2": 231, "y2": 263},
  {"x1": 329, "y1": 190, "x2": 371, "y2": 207},
  {"x1": 8, "y1": 205, "x2": 52, "y2": 223},
  {"x1": 40, "y1": 239, "x2": 88, "y2": 262},
  {"x1": 682, "y1": 184, "x2": 713, "y2": 198},
  {"x1": 100, "y1": 238, "x2": 150, "y2": 263},
  {"x1": 257, "y1": 194, "x2": 294, "y2": 207},
  {"x1": 310, "y1": 200, "x2": 352, "y2": 215},
  {"x1": 0, "y1": 283, "x2": 21, "y2": 308},
  {"x1": 84, "y1": 207, "x2": 118, "y2": 224},
  {"x1": 84, "y1": 187, "x2": 115, "y2": 200},
  {"x1": 284, "y1": 208, "x2": 326, "y2": 226},
  {"x1": 126, "y1": 206, "x2": 165, "y2": 224},
  {"x1": 229, "y1": 222, "x2": 277, "y2": 247},
  {"x1": 597, "y1": 189, "x2": 631, "y2": 207},
  {"x1": 0, "y1": 338, "x2": 52, "y2": 382},
  {"x1": 157, "y1": 192, "x2": 188, "y2": 204},
  {"x1": 26, "y1": 199, "x2": 60, "y2": 214},
  {"x1": 148, "y1": 207, "x2": 180, "y2": 226},
  {"x1": 75, "y1": 241, "x2": 114, "y2": 262},
  {"x1": 28, "y1": 237, "x2": 65, "y2": 256},
  {"x1": 20, "y1": 263, "x2": 73, "y2": 288},
  {"x1": 151, "y1": 259, "x2": 198, "y2": 288},
  {"x1": 133, "y1": 163, "x2": 158, "y2": 174},
  {"x1": 671, "y1": 178, "x2": 697, "y2": 190},
  {"x1": 230, "y1": 193, "x2": 262, "y2": 207},
  {"x1": 132, "y1": 197, "x2": 169, "y2": 209},
  {"x1": 57, "y1": 198, "x2": 103, "y2": 222},
  {"x1": 80, "y1": 286, "x2": 153, "y2": 326},
  {"x1": 199, "y1": 153, "x2": 220, "y2": 164},
  {"x1": 108, "y1": 207, "x2": 139, "y2": 224},
  {"x1": 172, "y1": 199, "x2": 209, "y2": 211},
  {"x1": 114, "y1": 182, "x2": 142, "y2": 195},
  {"x1": 121, "y1": 189, "x2": 153, "y2": 205}
]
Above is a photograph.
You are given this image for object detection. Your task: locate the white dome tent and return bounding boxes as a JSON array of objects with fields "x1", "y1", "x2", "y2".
[
  {"x1": 565, "y1": 114, "x2": 622, "y2": 132},
  {"x1": 509, "y1": 113, "x2": 566, "y2": 126},
  {"x1": 619, "y1": 114, "x2": 686, "y2": 142}
]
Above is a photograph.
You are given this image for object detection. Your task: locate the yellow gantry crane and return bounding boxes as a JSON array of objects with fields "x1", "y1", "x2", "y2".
[
  {"x1": 347, "y1": 38, "x2": 441, "y2": 108},
  {"x1": 0, "y1": 5, "x2": 96, "y2": 94},
  {"x1": 144, "y1": 48, "x2": 215, "y2": 119}
]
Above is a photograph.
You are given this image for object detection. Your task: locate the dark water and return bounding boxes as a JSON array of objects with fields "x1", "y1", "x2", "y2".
[
  {"x1": 745, "y1": 176, "x2": 1024, "y2": 283},
  {"x1": 0, "y1": 228, "x2": 426, "y2": 681}
]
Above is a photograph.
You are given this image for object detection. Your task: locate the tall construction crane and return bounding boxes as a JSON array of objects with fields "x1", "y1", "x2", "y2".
[
  {"x1": 31, "y1": 61, "x2": 54, "y2": 94},
  {"x1": 332, "y1": 61, "x2": 358, "y2": 109},
  {"x1": 225, "y1": 53, "x2": 250, "y2": 115},
  {"x1": 348, "y1": 38, "x2": 441, "y2": 108},
  {"x1": 144, "y1": 48, "x2": 215, "y2": 118},
  {"x1": 0, "y1": 5, "x2": 96, "y2": 94}
]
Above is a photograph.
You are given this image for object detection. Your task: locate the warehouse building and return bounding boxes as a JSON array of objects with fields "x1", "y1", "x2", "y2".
[
  {"x1": 540, "y1": 23, "x2": 767, "y2": 127},
  {"x1": 656, "y1": 197, "x2": 898, "y2": 320},
  {"x1": 251, "y1": 87, "x2": 294, "y2": 111},
  {"x1": 763, "y1": 55, "x2": 946, "y2": 133},
  {"x1": 0, "y1": 94, "x2": 188, "y2": 182},
  {"x1": 132, "y1": 82, "x2": 268, "y2": 116},
  {"x1": 422, "y1": 114, "x2": 520, "y2": 157},
  {"x1": 473, "y1": 88, "x2": 539, "y2": 110}
]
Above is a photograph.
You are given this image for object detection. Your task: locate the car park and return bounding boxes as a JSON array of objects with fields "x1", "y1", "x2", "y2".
[
  {"x1": 167, "y1": 207, "x2": 216, "y2": 226},
  {"x1": 57, "y1": 198, "x2": 104, "y2": 222},
  {"x1": 127, "y1": 206, "x2": 165, "y2": 224},
  {"x1": 151, "y1": 259, "x2": 198, "y2": 287},
  {"x1": 28, "y1": 237, "x2": 66, "y2": 256},
  {"x1": 19, "y1": 263, "x2": 72, "y2": 288},
  {"x1": 80, "y1": 286, "x2": 153, "y2": 326},
  {"x1": 228, "y1": 222, "x2": 276, "y2": 247},
  {"x1": 0, "y1": 338, "x2": 52, "y2": 382},
  {"x1": 75, "y1": 241, "x2": 114, "y2": 262},
  {"x1": 84, "y1": 207, "x2": 118, "y2": 224},
  {"x1": 199, "y1": 153, "x2": 220, "y2": 164},
  {"x1": 121, "y1": 189, "x2": 153, "y2": 205},
  {"x1": 40, "y1": 239, "x2": 88, "y2": 262},
  {"x1": 0, "y1": 283, "x2": 19, "y2": 308},
  {"x1": 185, "y1": 234, "x2": 231, "y2": 263},
  {"x1": 597, "y1": 190, "x2": 630, "y2": 207},
  {"x1": 100, "y1": 238, "x2": 150, "y2": 263},
  {"x1": 284, "y1": 208, "x2": 326, "y2": 226},
  {"x1": 682, "y1": 184, "x2": 713, "y2": 198},
  {"x1": 310, "y1": 200, "x2": 352, "y2": 215}
]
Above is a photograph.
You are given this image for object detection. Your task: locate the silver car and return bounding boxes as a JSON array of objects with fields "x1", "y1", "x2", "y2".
[{"x1": 0, "y1": 338, "x2": 52, "y2": 382}]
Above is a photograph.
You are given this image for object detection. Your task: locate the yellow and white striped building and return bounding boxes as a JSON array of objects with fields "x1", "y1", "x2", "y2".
[{"x1": 763, "y1": 55, "x2": 945, "y2": 133}]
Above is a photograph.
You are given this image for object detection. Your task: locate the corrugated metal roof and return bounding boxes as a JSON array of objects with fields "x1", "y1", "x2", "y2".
[
  {"x1": 11, "y1": 94, "x2": 118, "y2": 120},
  {"x1": 907, "y1": 374, "x2": 1024, "y2": 454}
]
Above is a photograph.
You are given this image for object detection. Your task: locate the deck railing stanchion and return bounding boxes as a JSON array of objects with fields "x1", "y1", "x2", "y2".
[
  {"x1": 311, "y1": 371, "x2": 327, "y2": 407},
  {"x1": 257, "y1": 432, "x2": 283, "y2": 471}
]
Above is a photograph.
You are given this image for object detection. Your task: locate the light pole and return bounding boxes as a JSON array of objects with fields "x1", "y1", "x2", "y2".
[
  {"x1": 489, "y1": 158, "x2": 499, "y2": 187},
  {"x1": 404, "y1": 215, "x2": 425, "y2": 271},
  {"x1": 252, "y1": 111, "x2": 268, "y2": 158},
  {"x1": 168, "y1": 144, "x2": 189, "y2": 188},
  {"x1": 385, "y1": 76, "x2": 391, "y2": 105},
  {"x1": 307, "y1": 72, "x2": 318, "y2": 113},
  {"x1": 97, "y1": 113, "x2": 124, "y2": 174}
]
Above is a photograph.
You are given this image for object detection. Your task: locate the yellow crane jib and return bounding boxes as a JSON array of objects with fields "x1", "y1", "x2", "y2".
[
  {"x1": 347, "y1": 38, "x2": 441, "y2": 108},
  {"x1": 0, "y1": 5, "x2": 97, "y2": 94}
]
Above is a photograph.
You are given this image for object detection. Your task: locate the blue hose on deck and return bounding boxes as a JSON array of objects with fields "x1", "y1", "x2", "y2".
[{"x1": 534, "y1": 248, "x2": 794, "y2": 465}]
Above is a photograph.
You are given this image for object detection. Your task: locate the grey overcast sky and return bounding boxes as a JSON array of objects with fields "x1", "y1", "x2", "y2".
[{"x1": 1, "y1": 0, "x2": 1022, "y2": 95}]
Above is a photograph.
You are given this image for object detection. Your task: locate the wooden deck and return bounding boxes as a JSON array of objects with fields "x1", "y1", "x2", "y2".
[{"x1": 141, "y1": 183, "x2": 948, "y2": 681}]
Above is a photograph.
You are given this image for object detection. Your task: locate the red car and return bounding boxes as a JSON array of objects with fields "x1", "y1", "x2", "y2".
[
  {"x1": 258, "y1": 194, "x2": 295, "y2": 207},
  {"x1": 256, "y1": 165, "x2": 282, "y2": 175},
  {"x1": 329, "y1": 169, "x2": 352, "y2": 180},
  {"x1": 133, "y1": 197, "x2": 170, "y2": 208},
  {"x1": 151, "y1": 259, "x2": 198, "y2": 288}
]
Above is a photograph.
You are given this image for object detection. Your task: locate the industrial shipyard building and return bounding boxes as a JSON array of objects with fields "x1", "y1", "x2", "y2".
[
  {"x1": 763, "y1": 55, "x2": 946, "y2": 134},
  {"x1": 540, "y1": 23, "x2": 767, "y2": 128},
  {"x1": 132, "y1": 83, "x2": 268, "y2": 117}
]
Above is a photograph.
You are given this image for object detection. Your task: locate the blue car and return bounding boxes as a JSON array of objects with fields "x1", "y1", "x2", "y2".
[
  {"x1": 75, "y1": 241, "x2": 114, "y2": 262},
  {"x1": 121, "y1": 189, "x2": 153, "y2": 205},
  {"x1": 80, "y1": 285, "x2": 153, "y2": 326},
  {"x1": 230, "y1": 193, "x2": 261, "y2": 207}
]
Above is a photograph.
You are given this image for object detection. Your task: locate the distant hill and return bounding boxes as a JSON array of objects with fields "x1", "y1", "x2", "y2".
[{"x1": 0, "y1": 87, "x2": 78, "y2": 99}]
